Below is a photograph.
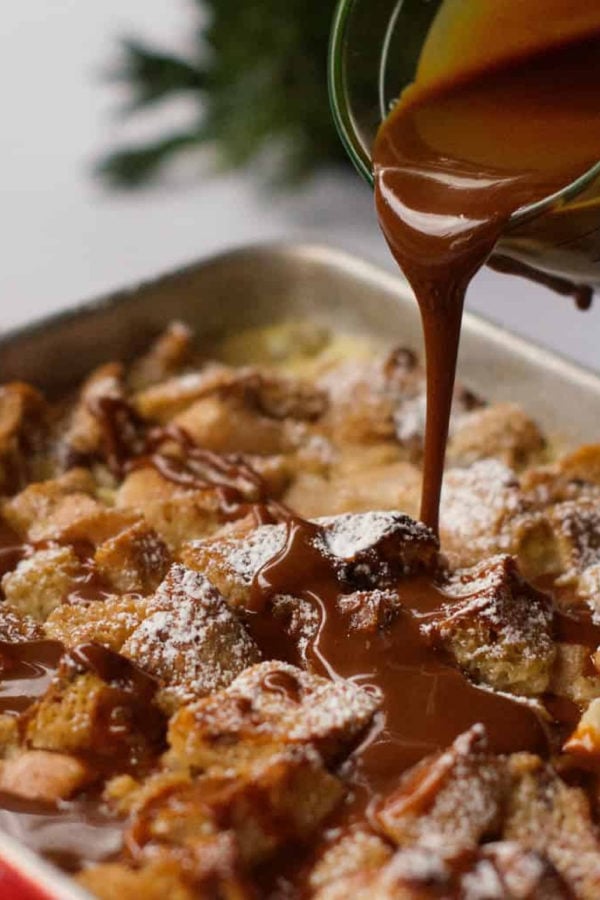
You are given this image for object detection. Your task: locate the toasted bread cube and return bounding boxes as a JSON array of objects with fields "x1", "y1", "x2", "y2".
[
  {"x1": 173, "y1": 395, "x2": 291, "y2": 456},
  {"x1": 2, "y1": 468, "x2": 95, "y2": 537},
  {"x1": 62, "y1": 362, "x2": 124, "y2": 462},
  {"x1": 579, "y1": 564, "x2": 600, "y2": 612},
  {"x1": 128, "y1": 321, "x2": 193, "y2": 392},
  {"x1": 548, "y1": 643, "x2": 600, "y2": 706},
  {"x1": 0, "y1": 383, "x2": 49, "y2": 494},
  {"x1": 430, "y1": 556, "x2": 555, "y2": 696},
  {"x1": 309, "y1": 828, "x2": 393, "y2": 893},
  {"x1": 504, "y1": 757, "x2": 600, "y2": 899},
  {"x1": 0, "y1": 603, "x2": 43, "y2": 641},
  {"x1": 23, "y1": 645, "x2": 165, "y2": 767},
  {"x1": 284, "y1": 460, "x2": 420, "y2": 519},
  {"x1": 557, "y1": 445, "x2": 600, "y2": 487},
  {"x1": 128, "y1": 746, "x2": 343, "y2": 865},
  {"x1": 314, "y1": 843, "x2": 568, "y2": 900},
  {"x1": 240, "y1": 453, "x2": 291, "y2": 498},
  {"x1": 377, "y1": 726, "x2": 507, "y2": 851},
  {"x1": 167, "y1": 660, "x2": 380, "y2": 773},
  {"x1": 0, "y1": 383, "x2": 47, "y2": 448},
  {"x1": 116, "y1": 467, "x2": 221, "y2": 550},
  {"x1": 564, "y1": 698, "x2": 600, "y2": 759},
  {"x1": 77, "y1": 860, "x2": 197, "y2": 900},
  {"x1": 183, "y1": 511, "x2": 438, "y2": 609},
  {"x1": 45, "y1": 593, "x2": 149, "y2": 650},
  {"x1": 549, "y1": 500, "x2": 600, "y2": 584},
  {"x1": 0, "y1": 715, "x2": 19, "y2": 754},
  {"x1": 38, "y1": 501, "x2": 136, "y2": 547},
  {"x1": 94, "y1": 520, "x2": 171, "y2": 594},
  {"x1": 78, "y1": 831, "x2": 250, "y2": 900},
  {"x1": 318, "y1": 355, "x2": 417, "y2": 448},
  {"x1": 133, "y1": 368, "x2": 229, "y2": 423},
  {"x1": 2, "y1": 546, "x2": 82, "y2": 621},
  {"x1": 122, "y1": 565, "x2": 260, "y2": 710},
  {"x1": 313, "y1": 511, "x2": 438, "y2": 584},
  {"x1": 3, "y1": 471, "x2": 134, "y2": 547},
  {"x1": 0, "y1": 750, "x2": 93, "y2": 801},
  {"x1": 447, "y1": 403, "x2": 546, "y2": 470},
  {"x1": 440, "y1": 459, "x2": 555, "y2": 577},
  {"x1": 138, "y1": 364, "x2": 326, "y2": 431},
  {"x1": 133, "y1": 359, "x2": 326, "y2": 426}
]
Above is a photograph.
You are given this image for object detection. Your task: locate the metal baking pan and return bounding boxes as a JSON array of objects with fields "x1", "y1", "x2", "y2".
[
  {"x1": 1, "y1": 240, "x2": 600, "y2": 898},
  {"x1": 2, "y1": 242, "x2": 600, "y2": 441}
]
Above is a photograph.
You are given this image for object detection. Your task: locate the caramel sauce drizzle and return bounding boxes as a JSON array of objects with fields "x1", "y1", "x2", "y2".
[
  {"x1": 248, "y1": 516, "x2": 548, "y2": 824},
  {"x1": 0, "y1": 640, "x2": 64, "y2": 716}
]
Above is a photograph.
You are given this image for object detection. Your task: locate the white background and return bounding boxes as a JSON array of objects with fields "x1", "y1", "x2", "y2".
[{"x1": 1, "y1": 0, "x2": 600, "y2": 371}]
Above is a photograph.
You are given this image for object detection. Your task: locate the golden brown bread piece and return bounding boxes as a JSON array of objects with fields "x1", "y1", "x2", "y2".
[
  {"x1": 504, "y1": 754, "x2": 600, "y2": 899},
  {"x1": 61, "y1": 362, "x2": 125, "y2": 465},
  {"x1": 78, "y1": 832, "x2": 252, "y2": 900},
  {"x1": 2, "y1": 545, "x2": 83, "y2": 621},
  {"x1": 45, "y1": 593, "x2": 149, "y2": 650},
  {"x1": 447, "y1": 402, "x2": 546, "y2": 470},
  {"x1": 376, "y1": 726, "x2": 507, "y2": 851},
  {"x1": 182, "y1": 510, "x2": 438, "y2": 609},
  {"x1": 124, "y1": 746, "x2": 344, "y2": 866},
  {"x1": 94, "y1": 520, "x2": 171, "y2": 594},
  {"x1": 2, "y1": 468, "x2": 96, "y2": 537},
  {"x1": 0, "y1": 750, "x2": 93, "y2": 802},
  {"x1": 122, "y1": 564, "x2": 260, "y2": 710},
  {"x1": 166, "y1": 659, "x2": 381, "y2": 773},
  {"x1": 284, "y1": 456, "x2": 421, "y2": 519},
  {"x1": 128, "y1": 321, "x2": 193, "y2": 392},
  {"x1": 78, "y1": 861, "x2": 198, "y2": 900},
  {"x1": 115, "y1": 467, "x2": 222, "y2": 550},
  {"x1": 308, "y1": 828, "x2": 393, "y2": 894},
  {"x1": 22, "y1": 644, "x2": 165, "y2": 769},
  {"x1": 429, "y1": 555, "x2": 556, "y2": 696},
  {"x1": 0, "y1": 382, "x2": 49, "y2": 494},
  {"x1": 0, "y1": 602, "x2": 44, "y2": 641},
  {"x1": 312, "y1": 843, "x2": 569, "y2": 900},
  {"x1": 3, "y1": 469, "x2": 136, "y2": 547}
]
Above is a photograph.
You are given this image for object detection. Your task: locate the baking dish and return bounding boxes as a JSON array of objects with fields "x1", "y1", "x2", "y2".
[{"x1": 1, "y1": 240, "x2": 600, "y2": 898}]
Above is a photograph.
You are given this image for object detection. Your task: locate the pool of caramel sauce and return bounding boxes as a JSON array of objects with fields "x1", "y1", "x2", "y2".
[{"x1": 374, "y1": 29, "x2": 600, "y2": 533}]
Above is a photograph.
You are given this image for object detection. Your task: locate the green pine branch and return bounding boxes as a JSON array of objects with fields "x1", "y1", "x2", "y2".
[
  {"x1": 113, "y1": 39, "x2": 206, "y2": 111},
  {"x1": 98, "y1": 0, "x2": 349, "y2": 189}
]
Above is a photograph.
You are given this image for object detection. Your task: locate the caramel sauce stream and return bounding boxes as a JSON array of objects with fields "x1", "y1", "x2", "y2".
[{"x1": 374, "y1": 27, "x2": 600, "y2": 531}]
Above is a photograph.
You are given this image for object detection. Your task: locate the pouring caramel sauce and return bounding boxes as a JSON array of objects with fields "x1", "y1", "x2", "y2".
[{"x1": 374, "y1": 11, "x2": 600, "y2": 532}]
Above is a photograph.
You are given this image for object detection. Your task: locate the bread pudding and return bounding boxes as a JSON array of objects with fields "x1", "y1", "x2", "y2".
[{"x1": 2, "y1": 320, "x2": 600, "y2": 898}]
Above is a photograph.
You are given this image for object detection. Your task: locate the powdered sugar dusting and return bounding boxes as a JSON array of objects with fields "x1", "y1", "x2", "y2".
[
  {"x1": 315, "y1": 511, "x2": 433, "y2": 560},
  {"x1": 123, "y1": 564, "x2": 259, "y2": 704}
]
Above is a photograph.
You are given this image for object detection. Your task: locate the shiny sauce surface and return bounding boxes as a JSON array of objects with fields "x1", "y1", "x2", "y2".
[{"x1": 249, "y1": 517, "x2": 548, "y2": 817}]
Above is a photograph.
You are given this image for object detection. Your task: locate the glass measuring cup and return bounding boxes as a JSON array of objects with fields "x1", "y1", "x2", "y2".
[{"x1": 328, "y1": 0, "x2": 600, "y2": 285}]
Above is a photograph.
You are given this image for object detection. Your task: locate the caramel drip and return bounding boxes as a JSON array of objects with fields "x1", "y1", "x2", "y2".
[
  {"x1": 554, "y1": 608, "x2": 600, "y2": 649},
  {"x1": 261, "y1": 669, "x2": 303, "y2": 703},
  {"x1": 0, "y1": 640, "x2": 64, "y2": 715},
  {"x1": 488, "y1": 254, "x2": 594, "y2": 311},
  {"x1": 89, "y1": 397, "x2": 285, "y2": 524},
  {"x1": 0, "y1": 519, "x2": 26, "y2": 581},
  {"x1": 1, "y1": 517, "x2": 112, "y2": 607},
  {"x1": 374, "y1": 30, "x2": 600, "y2": 532},
  {"x1": 88, "y1": 396, "x2": 147, "y2": 477},
  {"x1": 63, "y1": 642, "x2": 158, "y2": 706}
]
